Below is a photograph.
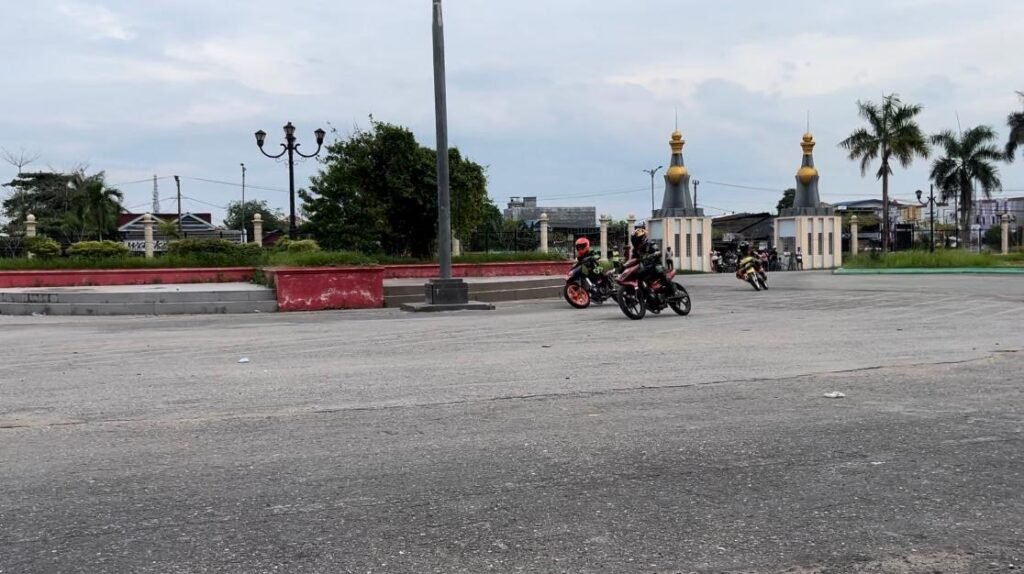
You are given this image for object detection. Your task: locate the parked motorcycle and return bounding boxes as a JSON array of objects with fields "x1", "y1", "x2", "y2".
[
  {"x1": 563, "y1": 257, "x2": 618, "y2": 309},
  {"x1": 614, "y1": 257, "x2": 691, "y2": 320}
]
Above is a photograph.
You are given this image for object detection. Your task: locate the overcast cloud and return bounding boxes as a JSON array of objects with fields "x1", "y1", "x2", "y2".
[{"x1": 2, "y1": 0, "x2": 1022, "y2": 222}]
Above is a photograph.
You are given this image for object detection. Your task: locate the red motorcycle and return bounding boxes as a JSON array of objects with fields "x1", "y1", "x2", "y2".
[{"x1": 614, "y1": 256, "x2": 691, "y2": 320}]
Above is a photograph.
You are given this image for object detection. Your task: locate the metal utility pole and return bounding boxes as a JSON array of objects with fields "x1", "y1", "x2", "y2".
[
  {"x1": 173, "y1": 175, "x2": 182, "y2": 237},
  {"x1": 152, "y1": 174, "x2": 159, "y2": 214},
  {"x1": 240, "y1": 163, "x2": 247, "y2": 243},
  {"x1": 433, "y1": 0, "x2": 452, "y2": 279},
  {"x1": 693, "y1": 179, "x2": 701, "y2": 208},
  {"x1": 643, "y1": 166, "x2": 663, "y2": 214}
]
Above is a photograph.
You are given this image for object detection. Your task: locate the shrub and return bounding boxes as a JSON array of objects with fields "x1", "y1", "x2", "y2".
[
  {"x1": 67, "y1": 240, "x2": 130, "y2": 258},
  {"x1": 23, "y1": 236, "x2": 61, "y2": 258},
  {"x1": 273, "y1": 238, "x2": 322, "y2": 253},
  {"x1": 266, "y1": 250, "x2": 374, "y2": 267},
  {"x1": 167, "y1": 238, "x2": 239, "y2": 256}
]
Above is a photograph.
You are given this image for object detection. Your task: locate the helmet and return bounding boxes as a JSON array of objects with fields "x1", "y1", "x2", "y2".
[
  {"x1": 630, "y1": 228, "x2": 648, "y2": 249},
  {"x1": 739, "y1": 241, "x2": 752, "y2": 255},
  {"x1": 574, "y1": 237, "x2": 591, "y2": 256}
]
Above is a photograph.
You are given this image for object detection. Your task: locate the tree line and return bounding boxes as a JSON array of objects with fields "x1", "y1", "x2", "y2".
[{"x1": 839, "y1": 91, "x2": 1024, "y2": 252}]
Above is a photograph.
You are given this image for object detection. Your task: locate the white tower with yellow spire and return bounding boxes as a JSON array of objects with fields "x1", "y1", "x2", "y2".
[
  {"x1": 647, "y1": 128, "x2": 713, "y2": 272},
  {"x1": 773, "y1": 131, "x2": 842, "y2": 269}
]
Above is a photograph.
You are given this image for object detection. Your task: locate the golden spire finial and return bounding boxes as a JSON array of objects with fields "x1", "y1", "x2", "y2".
[
  {"x1": 800, "y1": 132, "x2": 816, "y2": 155},
  {"x1": 670, "y1": 130, "x2": 685, "y2": 152}
]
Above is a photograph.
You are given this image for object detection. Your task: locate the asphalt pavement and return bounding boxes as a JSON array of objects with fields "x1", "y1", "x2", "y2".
[{"x1": 2, "y1": 271, "x2": 1023, "y2": 573}]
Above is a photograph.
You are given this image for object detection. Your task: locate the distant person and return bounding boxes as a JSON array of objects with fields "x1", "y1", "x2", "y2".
[
  {"x1": 769, "y1": 248, "x2": 779, "y2": 271},
  {"x1": 795, "y1": 247, "x2": 804, "y2": 270}
]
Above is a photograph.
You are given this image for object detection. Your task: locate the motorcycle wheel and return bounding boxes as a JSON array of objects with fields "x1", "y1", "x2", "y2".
[
  {"x1": 563, "y1": 282, "x2": 591, "y2": 309},
  {"x1": 758, "y1": 276, "x2": 769, "y2": 290},
  {"x1": 668, "y1": 283, "x2": 691, "y2": 316},
  {"x1": 747, "y1": 276, "x2": 761, "y2": 291},
  {"x1": 617, "y1": 287, "x2": 646, "y2": 320}
]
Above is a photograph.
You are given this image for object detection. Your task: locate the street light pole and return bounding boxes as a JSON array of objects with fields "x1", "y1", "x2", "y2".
[
  {"x1": 240, "y1": 163, "x2": 247, "y2": 243},
  {"x1": 643, "y1": 166, "x2": 663, "y2": 214},
  {"x1": 173, "y1": 175, "x2": 182, "y2": 238},
  {"x1": 254, "y1": 122, "x2": 326, "y2": 240}
]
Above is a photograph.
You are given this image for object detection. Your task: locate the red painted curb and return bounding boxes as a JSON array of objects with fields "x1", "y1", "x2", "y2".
[{"x1": 0, "y1": 267, "x2": 255, "y2": 288}]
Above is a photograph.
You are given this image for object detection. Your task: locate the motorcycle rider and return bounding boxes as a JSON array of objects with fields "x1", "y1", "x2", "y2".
[
  {"x1": 574, "y1": 237, "x2": 607, "y2": 285},
  {"x1": 629, "y1": 228, "x2": 677, "y2": 296},
  {"x1": 736, "y1": 242, "x2": 767, "y2": 283}
]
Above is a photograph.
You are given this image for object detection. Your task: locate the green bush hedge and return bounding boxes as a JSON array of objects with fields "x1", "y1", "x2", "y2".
[
  {"x1": 67, "y1": 240, "x2": 130, "y2": 258},
  {"x1": 273, "y1": 238, "x2": 321, "y2": 253},
  {"x1": 23, "y1": 236, "x2": 61, "y2": 258},
  {"x1": 167, "y1": 238, "x2": 239, "y2": 256}
]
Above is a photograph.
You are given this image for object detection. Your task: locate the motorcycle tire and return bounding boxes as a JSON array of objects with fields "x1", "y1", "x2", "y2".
[
  {"x1": 748, "y1": 276, "x2": 761, "y2": 291},
  {"x1": 758, "y1": 276, "x2": 769, "y2": 290},
  {"x1": 668, "y1": 283, "x2": 691, "y2": 316},
  {"x1": 563, "y1": 282, "x2": 591, "y2": 309},
  {"x1": 617, "y1": 287, "x2": 646, "y2": 320}
]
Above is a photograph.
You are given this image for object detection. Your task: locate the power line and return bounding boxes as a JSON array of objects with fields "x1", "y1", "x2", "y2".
[
  {"x1": 109, "y1": 176, "x2": 174, "y2": 187},
  {"x1": 184, "y1": 176, "x2": 288, "y2": 194},
  {"x1": 182, "y1": 195, "x2": 229, "y2": 210}
]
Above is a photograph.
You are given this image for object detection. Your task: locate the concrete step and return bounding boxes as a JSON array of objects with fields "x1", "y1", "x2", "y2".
[
  {"x1": 0, "y1": 300, "x2": 278, "y2": 316},
  {"x1": 0, "y1": 283, "x2": 278, "y2": 315},
  {"x1": 384, "y1": 277, "x2": 563, "y2": 307},
  {"x1": 0, "y1": 289, "x2": 276, "y2": 304}
]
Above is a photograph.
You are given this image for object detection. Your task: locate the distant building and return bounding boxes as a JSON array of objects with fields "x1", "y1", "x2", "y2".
[
  {"x1": 712, "y1": 212, "x2": 774, "y2": 246},
  {"x1": 503, "y1": 197, "x2": 596, "y2": 228},
  {"x1": 117, "y1": 213, "x2": 241, "y2": 253}
]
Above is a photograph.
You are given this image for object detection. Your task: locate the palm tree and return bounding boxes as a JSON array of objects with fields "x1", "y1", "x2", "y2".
[
  {"x1": 839, "y1": 94, "x2": 930, "y2": 252},
  {"x1": 930, "y1": 125, "x2": 1003, "y2": 244},
  {"x1": 70, "y1": 172, "x2": 124, "y2": 240},
  {"x1": 1007, "y1": 92, "x2": 1024, "y2": 161}
]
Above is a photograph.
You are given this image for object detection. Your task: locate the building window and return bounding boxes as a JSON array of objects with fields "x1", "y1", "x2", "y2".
[
  {"x1": 818, "y1": 232, "x2": 824, "y2": 256},
  {"x1": 697, "y1": 233, "x2": 704, "y2": 257},
  {"x1": 808, "y1": 232, "x2": 814, "y2": 256},
  {"x1": 828, "y1": 232, "x2": 834, "y2": 255},
  {"x1": 686, "y1": 234, "x2": 692, "y2": 257}
]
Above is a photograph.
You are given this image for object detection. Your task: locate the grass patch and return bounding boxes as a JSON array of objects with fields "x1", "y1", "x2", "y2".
[
  {"x1": 0, "y1": 249, "x2": 565, "y2": 272},
  {"x1": 843, "y1": 250, "x2": 1024, "y2": 269},
  {"x1": 265, "y1": 250, "x2": 376, "y2": 267},
  {"x1": 0, "y1": 253, "x2": 262, "y2": 271}
]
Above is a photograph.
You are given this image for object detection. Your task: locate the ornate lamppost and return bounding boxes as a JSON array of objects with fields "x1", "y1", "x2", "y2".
[{"x1": 254, "y1": 122, "x2": 326, "y2": 239}]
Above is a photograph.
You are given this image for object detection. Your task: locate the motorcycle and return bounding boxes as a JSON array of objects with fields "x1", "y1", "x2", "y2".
[
  {"x1": 614, "y1": 256, "x2": 691, "y2": 320},
  {"x1": 736, "y1": 256, "x2": 769, "y2": 291},
  {"x1": 563, "y1": 257, "x2": 618, "y2": 309}
]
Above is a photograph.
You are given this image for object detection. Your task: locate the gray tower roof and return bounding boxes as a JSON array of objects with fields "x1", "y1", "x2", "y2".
[
  {"x1": 654, "y1": 130, "x2": 704, "y2": 218},
  {"x1": 780, "y1": 132, "x2": 833, "y2": 216}
]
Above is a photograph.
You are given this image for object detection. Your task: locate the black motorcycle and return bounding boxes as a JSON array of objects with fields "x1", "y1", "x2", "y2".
[{"x1": 563, "y1": 257, "x2": 618, "y2": 309}]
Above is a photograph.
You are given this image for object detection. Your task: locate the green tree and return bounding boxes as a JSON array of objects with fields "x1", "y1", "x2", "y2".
[
  {"x1": 929, "y1": 126, "x2": 1003, "y2": 243},
  {"x1": 839, "y1": 94, "x2": 930, "y2": 252},
  {"x1": 1007, "y1": 92, "x2": 1024, "y2": 161},
  {"x1": 301, "y1": 119, "x2": 494, "y2": 258},
  {"x1": 71, "y1": 173, "x2": 123, "y2": 240},
  {"x1": 2, "y1": 170, "x2": 122, "y2": 242},
  {"x1": 223, "y1": 200, "x2": 286, "y2": 240},
  {"x1": 777, "y1": 188, "x2": 795, "y2": 214}
]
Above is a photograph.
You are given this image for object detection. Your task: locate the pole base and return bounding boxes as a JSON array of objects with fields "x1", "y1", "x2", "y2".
[{"x1": 400, "y1": 279, "x2": 494, "y2": 312}]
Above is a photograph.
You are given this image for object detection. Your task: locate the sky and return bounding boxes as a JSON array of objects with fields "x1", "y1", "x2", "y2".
[{"x1": 1, "y1": 0, "x2": 1023, "y2": 225}]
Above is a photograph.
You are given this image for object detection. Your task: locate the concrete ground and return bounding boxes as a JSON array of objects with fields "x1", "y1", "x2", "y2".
[{"x1": 2, "y1": 272, "x2": 1023, "y2": 573}]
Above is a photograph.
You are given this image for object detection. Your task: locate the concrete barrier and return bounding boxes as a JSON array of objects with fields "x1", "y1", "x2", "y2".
[{"x1": 268, "y1": 266, "x2": 384, "y2": 312}]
